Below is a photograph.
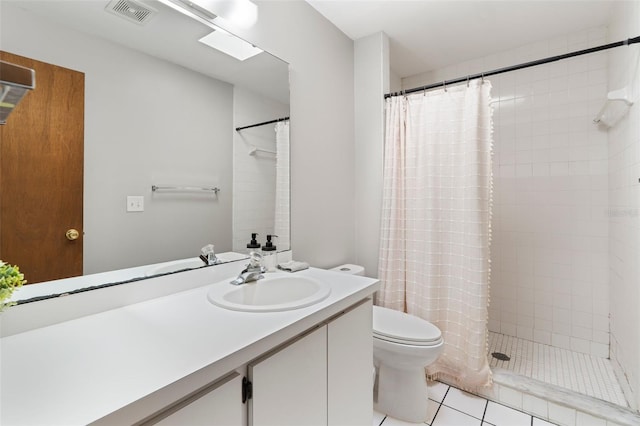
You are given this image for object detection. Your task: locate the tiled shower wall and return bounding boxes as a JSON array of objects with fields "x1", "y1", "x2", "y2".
[
  {"x1": 607, "y1": 0, "x2": 640, "y2": 411},
  {"x1": 403, "y1": 27, "x2": 610, "y2": 358}
]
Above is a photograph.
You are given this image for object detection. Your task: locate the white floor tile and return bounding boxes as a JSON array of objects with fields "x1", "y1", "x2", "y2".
[
  {"x1": 523, "y1": 394, "x2": 548, "y2": 419},
  {"x1": 483, "y1": 401, "x2": 532, "y2": 426},
  {"x1": 428, "y1": 381, "x2": 449, "y2": 403},
  {"x1": 373, "y1": 410, "x2": 386, "y2": 426},
  {"x1": 442, "y1": 387, "x2": 488, "y2": 419},
  {"x1": 548, "y1": 402, "x2": 576, "y2": 426},
  {"x1": 576, "y1": 411, "x2": 606, "y2": 426},
  {"x1": 426, "y1": 399, "x2": 439, "y2": 425},
  {"x1": 381, "y1": 414, "x2": 427, "y2": 426},
  {"x1": 532, "y1": 418, "x2": 557, "y2": 426},
  {"x1": 431, "y1": 406, "x2": 483, "y2": 426}
]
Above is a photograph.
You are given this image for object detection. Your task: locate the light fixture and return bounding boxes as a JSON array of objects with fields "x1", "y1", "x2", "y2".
[
  {"x1": 199, "y1": 30, "x2": 262, "y2": 61},
  {"x1": 156, "y1": 0, "x2": 261, "y2": 60},
  {"x1": 192, "y1": 0, "x2": 258, "y2": 28},
  {"x1": 162, "y1": 0, "x2": 257, "y2": 28}
]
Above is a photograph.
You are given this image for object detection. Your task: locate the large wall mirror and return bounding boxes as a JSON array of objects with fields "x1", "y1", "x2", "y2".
[{"x1": 0, "y1": 0, "x2": 290, "y2": 302}]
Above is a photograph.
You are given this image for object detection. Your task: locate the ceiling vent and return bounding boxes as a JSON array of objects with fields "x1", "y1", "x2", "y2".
[{"x1": 105, "y1": 0, "x2": 157, "y2": 25}]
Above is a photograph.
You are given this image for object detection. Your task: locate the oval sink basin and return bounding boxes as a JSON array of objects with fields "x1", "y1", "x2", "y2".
[{"x1": 207, "y1": 274, "x2": 331, "y2": 312}]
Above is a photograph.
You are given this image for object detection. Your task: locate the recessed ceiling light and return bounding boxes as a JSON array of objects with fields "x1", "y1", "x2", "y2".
[{"x1": 199, "y1": 30, "x2": 262, "y2": 61}]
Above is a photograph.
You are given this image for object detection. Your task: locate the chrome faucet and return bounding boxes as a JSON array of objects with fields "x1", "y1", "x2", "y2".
[
  {"x1": 230, "y1": 251, "x2": 266, "y2": 285},
  {"x1": 200, "y1": 244, "x2": 219, "y2": 266}
]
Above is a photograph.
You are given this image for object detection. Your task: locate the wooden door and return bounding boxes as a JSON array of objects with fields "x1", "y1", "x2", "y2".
[{"x1": 0, "y1": 51, "x2": 84, "y2": 284}]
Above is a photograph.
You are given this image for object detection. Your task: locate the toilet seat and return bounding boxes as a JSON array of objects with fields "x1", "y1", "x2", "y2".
[{"x1": 373, "y1": 306, "x2": 442, "y2": 346}]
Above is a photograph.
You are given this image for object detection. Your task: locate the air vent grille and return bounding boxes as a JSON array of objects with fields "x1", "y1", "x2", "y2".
[{"x1": 105, "y1": 0, "x2": 157, "y2": 25}]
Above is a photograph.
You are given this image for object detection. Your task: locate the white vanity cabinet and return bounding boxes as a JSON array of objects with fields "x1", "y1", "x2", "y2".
[
  {"x1": 249, "y1": 325, "x2": 328, "y2": 425},
  {"x1": 247, "y1": 299, "x2": 373, "y2": 426},
  {"x1": 147, "y1": 373, "x2": 244, "y2": 426},
  {"x1": 327, "y1": 298, "x2": 373, "y2": 425}
]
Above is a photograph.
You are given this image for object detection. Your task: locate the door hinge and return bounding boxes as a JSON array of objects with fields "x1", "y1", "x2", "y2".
[{"x1": 242, "y1": 377, "x2": 253, "y2": 403}]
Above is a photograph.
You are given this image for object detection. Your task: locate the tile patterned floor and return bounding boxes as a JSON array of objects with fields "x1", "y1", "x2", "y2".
[
  {"x1": 488, "y1": 332, "x2": 627, "y2": 406},
  {"x1": 374, "y1": 381, "x2": 556, "y2": 426}
]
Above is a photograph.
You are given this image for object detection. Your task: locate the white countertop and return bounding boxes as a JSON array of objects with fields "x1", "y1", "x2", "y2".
[{"x1": 0, "y1": 265, "x2": 378, "y2": 425}]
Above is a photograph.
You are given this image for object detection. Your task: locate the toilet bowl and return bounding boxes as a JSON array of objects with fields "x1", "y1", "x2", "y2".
[
  {"x1": 329, "y1": 265, "x2": 444, "y2": 423},
  {"x1": 373, "y1": 306, "x2": 444, "y2": 423}
]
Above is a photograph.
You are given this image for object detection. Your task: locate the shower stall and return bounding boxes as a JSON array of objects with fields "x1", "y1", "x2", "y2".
[{"x1": 395, "y1": 2, "x2": 640, "y2": 422}]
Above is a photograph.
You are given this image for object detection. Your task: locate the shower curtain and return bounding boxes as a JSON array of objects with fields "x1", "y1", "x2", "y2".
[
  {"x1": 274, "y1": 121, "x2": 290, "y2": 250},
  {"x1": 378, "y1": 80, "x2": 493, "y2": 390}
]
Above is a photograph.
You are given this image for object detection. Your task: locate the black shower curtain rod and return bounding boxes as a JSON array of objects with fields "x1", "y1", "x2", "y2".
[
  {"x1": 385, "y1": 35, "x2": 640, "y2": 99},
  {"x1": 235, "y1": 116, "x2": 290, "y2": 131}
]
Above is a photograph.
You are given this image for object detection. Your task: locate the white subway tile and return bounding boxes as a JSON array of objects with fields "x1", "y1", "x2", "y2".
[
  {"x1": 499, "y1": 386, "x2": 523, "y2": 410},
  {"x1": 548, "y1": 402, "x2": 576, "y2": 426},
  {"x1": 576, "y1": 411, "x2": 606, "y2": 426}
]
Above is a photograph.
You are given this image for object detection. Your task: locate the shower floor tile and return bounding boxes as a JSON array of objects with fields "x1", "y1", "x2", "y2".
[{"x1": 488, "y1": 332, "x2": 627, "y2": 407}]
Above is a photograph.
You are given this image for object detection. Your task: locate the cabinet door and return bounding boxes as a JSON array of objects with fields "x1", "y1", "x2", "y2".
[
  {"x1": 151, "y1": 373, "x2": 243, "y2": 426},
  {"x1": 249, "y1": 325, "x2": 327, "y2": 426},
  {"x1": 328, "y1": 299, "x2": 373, "y2": 426}
]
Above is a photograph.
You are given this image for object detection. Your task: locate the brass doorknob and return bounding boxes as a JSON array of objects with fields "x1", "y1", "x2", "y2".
[{"x1": 66, "y1": 229, "x2": 80, "y2": 241}]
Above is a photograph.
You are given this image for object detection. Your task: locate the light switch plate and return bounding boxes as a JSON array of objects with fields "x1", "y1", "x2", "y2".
[{"x1": 127, "y1": 195, "x2": 144, "y2": 212}]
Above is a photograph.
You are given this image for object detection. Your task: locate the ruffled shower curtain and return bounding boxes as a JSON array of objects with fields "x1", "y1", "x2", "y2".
[
  {"x1": 274, "y1": 121, "x2": 290, "y2": 250},
  {"x1": 378, "y1": 80, "x2": 493, "y2": 390}
]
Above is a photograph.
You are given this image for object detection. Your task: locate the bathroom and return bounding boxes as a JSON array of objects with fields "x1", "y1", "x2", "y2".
[{"x1": 1, "y1": 0, "x2": 640, "y2": 425}]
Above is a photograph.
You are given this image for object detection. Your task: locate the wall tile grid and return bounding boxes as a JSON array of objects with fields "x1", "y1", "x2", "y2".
[
  {"x1": 607, "y1": 0, "x2": 640, "y2": 411},
  {"x1": 486, "y1": 28, "x2": 611, "y2": 357}
]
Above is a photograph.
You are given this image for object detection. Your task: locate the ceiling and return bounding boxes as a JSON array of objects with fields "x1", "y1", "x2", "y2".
[
  {"x1": 307, "y1": 0, "x2": 617, "y2": 78},
  {"x1": 4, "y1": 0, "x2": 290, "y2": 104}
]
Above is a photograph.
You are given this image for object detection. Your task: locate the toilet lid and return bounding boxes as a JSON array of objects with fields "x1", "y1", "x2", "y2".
[{"x1": 373, "y1": 306, "x2": 442, "y2": 344}]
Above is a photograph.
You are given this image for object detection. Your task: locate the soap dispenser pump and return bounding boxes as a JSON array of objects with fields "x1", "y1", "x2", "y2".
[
  {"x1": 262, "y1": 234, "x2": 278, "y2": 272},
  {"x1": 247, "y1": 233, "x2": 261, "y2": 254}
]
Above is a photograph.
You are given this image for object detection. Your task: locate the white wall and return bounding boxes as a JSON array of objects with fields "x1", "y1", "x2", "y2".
[
  {"x1": 232, "y1": 87, "x2": 289, "y2": 252},
  {"x1": 354, "y1": 32, "x2": 389, "y2": 277},
  {"x1": 225, "y1": 1, "x2": 355, "y2": 268},
  {"x1": 1, "y1": 4, "x2": 234, "y2": 274},
  {"x1": 404, "y1": 27, "x2": 611, "y2": 358},
  {"x1": 607, "y1": 0, "x2": 640, "y2": 411}
]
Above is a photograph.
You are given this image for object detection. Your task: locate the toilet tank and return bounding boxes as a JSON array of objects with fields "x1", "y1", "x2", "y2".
[{"x1": 330, "y1": 264, "x2": 365, "y2": 276}]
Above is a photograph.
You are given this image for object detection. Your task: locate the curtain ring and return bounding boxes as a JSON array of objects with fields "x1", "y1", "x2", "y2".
[
  {"x1": 466, "y1": 75, "x2": 470, "y2": 87},
  {"x1": 481, "y1": 73, "x2": 485, "y2": 84},
  {"x1": 442, "y1": 80, "x2": 447, "y2": 92}
]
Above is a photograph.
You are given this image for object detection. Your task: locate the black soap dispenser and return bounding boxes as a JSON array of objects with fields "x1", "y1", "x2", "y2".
[
  {"x1": 262, "y1": 235, "x2": 278, "y2": 272},
  {"x1": 247, "y1": 233, "x2": 261, "y2": 254}
]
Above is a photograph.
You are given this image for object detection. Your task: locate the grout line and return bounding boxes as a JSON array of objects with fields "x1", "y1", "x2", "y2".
[
  {"x1": 429, "y1": 386, "x2": 449, "y2": 424},
  {"x1": 480, "y1": 398, "x2": 489, "y2": 423}
]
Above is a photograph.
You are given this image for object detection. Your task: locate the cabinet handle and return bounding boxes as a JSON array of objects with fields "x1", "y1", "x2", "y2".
[{"x1": 242, "y1": 377, "x2": 252, "y2": 403}]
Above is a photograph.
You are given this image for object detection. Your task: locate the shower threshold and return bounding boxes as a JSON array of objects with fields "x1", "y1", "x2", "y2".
[
  {"x1": 488, "y1": 332, "x2": 627, "y2": 407},
  {"x1": 483, "y1": 333, "x2": 640, "y2": 425}
]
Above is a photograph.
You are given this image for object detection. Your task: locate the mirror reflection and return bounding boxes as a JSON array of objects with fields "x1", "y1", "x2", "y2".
[{"x1": 0, "y1": 0, "x2": 290, "y2": 300}]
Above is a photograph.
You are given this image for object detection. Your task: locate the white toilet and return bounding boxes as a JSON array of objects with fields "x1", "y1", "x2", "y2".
[
  {"x1": 373, "y1": 305, "x2": 444, "y2": 423},
  {"x1": 330, "y1": 264, "x2": 444, "y2": 424}
]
